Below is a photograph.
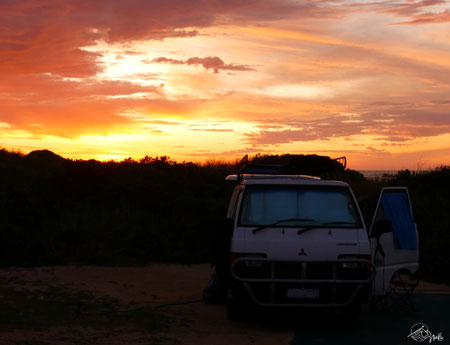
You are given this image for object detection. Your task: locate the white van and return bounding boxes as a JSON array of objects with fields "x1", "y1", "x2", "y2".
[{"x1": 205, "y1": 159, "x2": 419, "y2": 320}]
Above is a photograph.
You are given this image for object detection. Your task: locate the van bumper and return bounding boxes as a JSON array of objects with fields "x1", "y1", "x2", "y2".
[{"x1": 230, "y1": 258, "x2": 375, "y2": 308}]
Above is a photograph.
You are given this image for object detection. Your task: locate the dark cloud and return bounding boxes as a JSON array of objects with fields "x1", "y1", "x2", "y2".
[
  {"x1": 431, "y1": 99, "x2": 450, "y2": 105},
  {"x1": 366, "y1": 146, "x2": 391, "y2": 155},
  {"x1": 150, "y1": 56, "x2": 255, "y2": 73}
]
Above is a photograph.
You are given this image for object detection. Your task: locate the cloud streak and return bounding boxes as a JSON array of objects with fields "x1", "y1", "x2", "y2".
[
  {"x1": 392, "y1": 10, "x2": 450, "y2": 25},
  {"x1": 150, "y1": 56, "x2": 255, "y2": 73},
  {"x1": 244, "y1": 107, "x2": 450, "y2": 146},
  {"x1": 340, "y1": 0, "x2": 449, "y2": 24}
]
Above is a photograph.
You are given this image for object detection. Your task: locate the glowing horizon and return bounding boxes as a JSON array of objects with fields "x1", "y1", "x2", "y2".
[{"x1": 1, "y1": 1, "x2": 449, "y2": 170}]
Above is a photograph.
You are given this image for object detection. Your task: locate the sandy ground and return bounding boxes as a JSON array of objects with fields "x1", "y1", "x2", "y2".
[
  {"x1": 0, "y1": 265, "x2": 449, "y2": 345},
  {"x1": 0, "y1": 265, "x2": 294, "y2": 345}
]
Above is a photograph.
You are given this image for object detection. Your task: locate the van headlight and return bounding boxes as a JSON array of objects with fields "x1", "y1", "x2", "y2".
[
  {"x1": 230, "y1": 253, "x2": 267, "y2": 267},
  {"x1": 338, "y1": 255, "x2": 372, "y2": 269},
  {"x1": 341, "y1": 262, "x2": 358, "y2": 269}
]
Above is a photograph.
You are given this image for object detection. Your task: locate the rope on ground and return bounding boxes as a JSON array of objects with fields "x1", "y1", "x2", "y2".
[
  {"x1": 76, "y1": 298, "x2": 204, "y2": 317},
  {"x1": 117, "y1": 298, "x2": 204, "y2": 312}
]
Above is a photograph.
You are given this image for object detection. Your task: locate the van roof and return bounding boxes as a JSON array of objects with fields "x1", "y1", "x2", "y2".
[
  {"x1": 226, "y1": 174, "x2": 319, "y2": 181},
  {"x1": 226, "y1": 174, "x2": 349, "y2": 187}
]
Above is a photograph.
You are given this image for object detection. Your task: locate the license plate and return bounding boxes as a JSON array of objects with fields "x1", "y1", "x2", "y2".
[{"x1": 287, "y1": 287, "x2": 320, "y2": 299}]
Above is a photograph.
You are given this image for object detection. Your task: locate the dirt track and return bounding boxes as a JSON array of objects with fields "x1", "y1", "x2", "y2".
[{"x1": 0, "y1": 265, "x2": 294, "y2": 345}]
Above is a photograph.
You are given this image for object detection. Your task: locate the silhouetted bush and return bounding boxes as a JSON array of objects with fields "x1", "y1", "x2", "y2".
[
  {"x1": 0, "y1": 149, "x2": 448, "y2": 282},
  {"x1": 0, "y1": 150, "x2": 235, "y2": 265}
]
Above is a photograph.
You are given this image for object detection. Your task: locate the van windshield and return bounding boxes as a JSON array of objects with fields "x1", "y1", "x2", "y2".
[{"x1": 238, "y1": 185, "x2": 362, "y2": 228}]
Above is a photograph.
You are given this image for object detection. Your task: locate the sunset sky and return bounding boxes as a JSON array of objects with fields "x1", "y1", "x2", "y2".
[{"x1": 1, "y1": 0, "x2": 449, "y2": 170}]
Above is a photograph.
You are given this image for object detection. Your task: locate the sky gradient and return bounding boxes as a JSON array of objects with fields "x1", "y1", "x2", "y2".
[{"x1": 1, "y1": 0, "x2": 449, "y2": 170}]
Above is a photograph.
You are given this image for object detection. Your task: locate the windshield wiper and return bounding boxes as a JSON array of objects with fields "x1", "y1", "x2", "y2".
[
  {"x1": 297, "y1": 221, "x2": 357, "y2": 235},
  {"x1": 252, "y1": 218, "x2": 314, "y2": 234}
]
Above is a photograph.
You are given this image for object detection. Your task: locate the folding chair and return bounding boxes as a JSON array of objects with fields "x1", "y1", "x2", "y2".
[{"x1": 383, "y1": 271, "x2": 419, "y2": 311}]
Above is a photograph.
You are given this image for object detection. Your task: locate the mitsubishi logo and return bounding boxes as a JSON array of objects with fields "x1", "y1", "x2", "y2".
[{"x1": 298, "y1": 248, "x2": 307, "y2": 256}]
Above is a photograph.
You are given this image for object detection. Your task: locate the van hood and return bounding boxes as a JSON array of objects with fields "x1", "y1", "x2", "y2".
[{"x1": 231, "y1": 226, "x2": 362, "y2": 261}]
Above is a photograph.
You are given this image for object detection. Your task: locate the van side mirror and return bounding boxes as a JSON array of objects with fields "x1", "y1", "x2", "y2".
[{"x1": 371, "y1": 219, "x2": 392, "y2": 239}]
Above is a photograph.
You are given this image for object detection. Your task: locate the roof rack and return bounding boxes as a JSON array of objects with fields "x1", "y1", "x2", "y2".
[
  {"x1": 333, "y1": 156, "x2": 347, "y2": 169},
  {"x1": 237, "y1": 155, "x2": 283, "y2": 178},
  {"x1": 235, "y1": 154, "x2": 347, "y2": 182},
  {"x1": 226, "y1": 174, "x2": 320, "y2": 182}
]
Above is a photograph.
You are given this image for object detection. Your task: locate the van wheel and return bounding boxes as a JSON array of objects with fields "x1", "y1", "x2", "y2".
[
  {"x1": 227, "y1": 295, "x2": 242, "y2": 320},
  {"x1": 341, "y1": 300, "x2": 361, "y2": 321}
]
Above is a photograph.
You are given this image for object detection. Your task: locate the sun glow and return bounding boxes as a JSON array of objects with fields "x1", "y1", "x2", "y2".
[{"x1": 1, "y1": 1, "x2": 449, "y2": 169}]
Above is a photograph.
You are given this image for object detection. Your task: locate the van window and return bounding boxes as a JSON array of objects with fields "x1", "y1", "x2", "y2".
[{"x1": 238, "y1": 185, "x2": 361, "y2": 228}]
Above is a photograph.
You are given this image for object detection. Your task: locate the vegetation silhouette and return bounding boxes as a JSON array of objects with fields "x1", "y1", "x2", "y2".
[{"x1": 0, "y1": 148, "x2": 448, "y2": 282}]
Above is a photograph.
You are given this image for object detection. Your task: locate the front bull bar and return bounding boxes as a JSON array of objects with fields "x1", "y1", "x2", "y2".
[{"x1": 230, "y1": 258, "x2": 375, "y2": 308}]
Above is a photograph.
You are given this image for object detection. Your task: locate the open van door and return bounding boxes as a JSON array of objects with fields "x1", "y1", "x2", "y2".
[{"x1": 369, "y1": 187, "x2": 419, "y2": 296}]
